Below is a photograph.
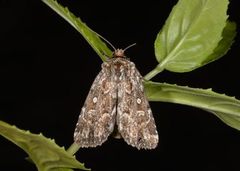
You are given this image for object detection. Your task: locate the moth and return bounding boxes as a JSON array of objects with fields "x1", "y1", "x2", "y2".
[{"x1": 74, "y1": 43, "x2": 158, "y2": 150}]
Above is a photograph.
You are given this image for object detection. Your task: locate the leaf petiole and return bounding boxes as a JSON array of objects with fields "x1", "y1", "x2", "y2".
[
  {"x1": 144, "y1": 63, "x2": 165, "y2": 80},
  {"x1": 67, "y1": 142, "x2": 81, "y2": 156}
]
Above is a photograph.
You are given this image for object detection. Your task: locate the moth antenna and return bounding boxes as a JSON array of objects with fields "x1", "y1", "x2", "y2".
[
  {"x1": 93, "y1": 31, "x2": 116, "y2": 51},
  {"x1": 123, "y1": 43, "x2": 137, "y2": 51}
]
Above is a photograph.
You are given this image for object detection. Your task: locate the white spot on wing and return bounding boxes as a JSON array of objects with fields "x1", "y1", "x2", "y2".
[
  {"x1": 93, "y1": 97, "x2": 98, "y2": 103},
  {"x1": 137, "y1": 98, "x2": 141, "y2": 104}
]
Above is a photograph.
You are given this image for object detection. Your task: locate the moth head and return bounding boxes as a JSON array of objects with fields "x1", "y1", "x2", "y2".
[
  {"x1": 114, "y1": 49, "x2": 125, "y2": 58},
  {"x1": 94, "y1": 31, "x2": 136, "y2": 59},
  {"x1": 113, "y1": 43, "x2": 137, "y2": 58}
]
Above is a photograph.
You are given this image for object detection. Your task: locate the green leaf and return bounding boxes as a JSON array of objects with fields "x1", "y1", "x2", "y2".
[
  {"x1": 144, "y1": 81, "x2": 240, "y2": 130},
  {"x1": 154, "y1": 0, "x2": 229, "y2": 73},
  {"x1": 207, "y1": 111, "x2": 240, "y2": 131},
  {"x1": 42, "y1": 0, "x2": 112, "y2": 61},
  {"x1": 0, "y1": 121, "x2": 89, "y2": 171},
  {"x1": 202, "y1": 21, "x2": 237, "y2": 65}
]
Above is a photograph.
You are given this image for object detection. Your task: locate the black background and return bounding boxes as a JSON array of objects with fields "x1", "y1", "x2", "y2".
[{"x1": 1, "y1": 0, "x2": 240, "y2": 171}]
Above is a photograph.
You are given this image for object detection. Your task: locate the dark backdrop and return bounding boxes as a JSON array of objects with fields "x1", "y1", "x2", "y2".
[{"x1": 1, "y1": 0, "x2": 240, "y2": 170}]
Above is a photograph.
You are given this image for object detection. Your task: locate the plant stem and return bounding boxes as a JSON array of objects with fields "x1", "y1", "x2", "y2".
[
  {"x1": 144, "y1": 64, "x2": 165, "y2": 80},
  {"x1": 67, "y1": 142, "x2": 81, "y2": 155}
]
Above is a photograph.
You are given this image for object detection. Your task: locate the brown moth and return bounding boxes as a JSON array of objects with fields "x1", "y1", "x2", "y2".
[{"x1": 74, "y1": 44, "x2": 158, "y2": 149}]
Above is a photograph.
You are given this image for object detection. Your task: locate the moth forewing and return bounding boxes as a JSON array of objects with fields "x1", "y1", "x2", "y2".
[
  {"x1": 74, "y1": 49, "x2": 159, "y2": 149},
  {"x1": 116, "y1": 60, "x2": 159, "y2": 149},
  {"x1": 74, "y1": 63, "x2": 117, "y2": 147}
]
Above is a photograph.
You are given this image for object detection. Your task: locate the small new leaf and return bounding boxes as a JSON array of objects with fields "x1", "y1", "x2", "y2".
[{"x1": 0, "y1": 121, "x2": 89, "y2": 171}]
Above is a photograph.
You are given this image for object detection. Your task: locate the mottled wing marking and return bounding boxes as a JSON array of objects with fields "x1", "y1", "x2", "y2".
[
  {"x1": 74, "y1": 50, "x2": 159, "y2": 149},
  {"x1": 116, "y1": 60, "x2": 159, "y2": 149},
  {"x1": 74, "y1": 62, "x2": 117, "y2": 147}
]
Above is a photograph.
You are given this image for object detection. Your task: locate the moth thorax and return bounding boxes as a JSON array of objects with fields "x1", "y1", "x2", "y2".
[{"x1": 114, "y1": 49, "x2": 125, "y2": 58}]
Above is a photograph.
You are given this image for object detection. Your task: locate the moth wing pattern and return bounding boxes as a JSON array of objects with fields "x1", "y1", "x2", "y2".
[
  {"x1": 117, "y1": 61, "x2": 159, "y2": 149},
  {"x1": 74, "y1": 62, "x2": 117, "y2": 147}
]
